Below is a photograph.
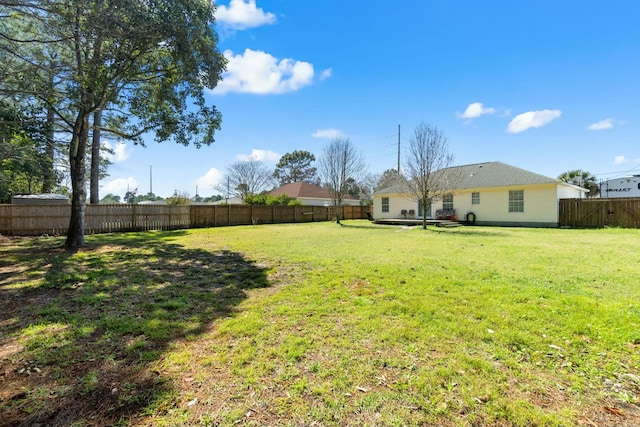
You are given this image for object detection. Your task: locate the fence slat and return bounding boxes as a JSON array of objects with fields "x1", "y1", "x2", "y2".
[
  {"x1": 559, "y1": 198, "x2": 640, "y2": 228},
  {"x1": 0, "y1": 204, "x2": 372, "y2": 236}
]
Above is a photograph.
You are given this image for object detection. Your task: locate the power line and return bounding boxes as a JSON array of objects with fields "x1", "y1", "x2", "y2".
[{"x1": 594, "y1": 164, "x2": 640, "y2": 178}]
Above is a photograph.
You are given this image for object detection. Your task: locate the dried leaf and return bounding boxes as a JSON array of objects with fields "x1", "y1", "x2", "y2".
[
  {"x1": 602, "y1": 406, "x2": 624, "y2": 416},
  {"x1": 474, "y1": 395, "x2": 490, "y2": 404}
]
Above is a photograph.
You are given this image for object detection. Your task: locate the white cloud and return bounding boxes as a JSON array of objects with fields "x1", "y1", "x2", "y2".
[
  {"x1": 612, "y1": 155, "x2": 640, "y2": 165},
  {"x1": 320, "y1": 68, "x2": 333, "y2": 80},
  {"x1": 195, "y1": 168, "x2": 224, "y2": 188},
  {"x1": 311, "y1": 128, "x2": 345, "y2": 139},
  {"x1": 236, "y1": 149, "x2": 280, "y2": 163},
  {"x1": 102, "y1": 177, "x2": 138, "y2": 195},
  {"x1": 456, "y1": 102, "x2": 496, "y2": 119},
  {"x1": 212, "y1": 49, "x2": 315, "y2": 95},
  {"x1": 215, "y1": 0, "x2": 276, "y2": 30},
  {"x1": 613, "y1": 155, "x2": 627, "y2": 165},
  {"x1": 507, "y1": 109, "x2": 562, "y2": 134},
  {"x1": 103, "y1": 141, "x2": 131, "y2": 163},
  {"x1": 587, "y1": 118, "x2": 614, "y2": 131}
]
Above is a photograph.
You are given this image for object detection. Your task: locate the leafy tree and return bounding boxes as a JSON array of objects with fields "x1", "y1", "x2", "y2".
[
  {"x1": 0, "y1": 100, "x2": 54, "y2": 202},
  {"x1": 0, "y1": 0, "x2": 225, "y2": 249},
  {"x1": 374, "y1": 168, "x2": 402, "y2": 192},
  {"x1": 0, "y1": 14, "x2": 71, "y2": 194},
  {"x1": 403, "y1": 122, "x2": 460, "y2": 229},
  {"x1": 273, "y1": 150, "x2": 319, "y2": 185},
  {"x1": 558, "y1": 169, "x2": 599, "y2": 198},
  {"x1": 244, "y1": 193, "x2": 301, "y2": 206},
  {"x1": 202, "y1": 194, "x2": 223, "y2": 203},
  {"x1": 140, "y1": 192, "x2": 162, "y2": 202},
  {"x1": 122, "y1": 191, "x2": 165, "y2": 204},
  {"x1": 342, "y1": 177, "x2": 373, "y2": 205},
  {"x1": 0, "y1": 133, "x2": 50, "y2": 202},
  {"x1": 318, "y1": 138, "x2": 368, "y2": 224},
  {"x1": 53, "y1": 185, "x2": 71, "y2": 197},
  {"x1": 100, "y1": 193, "x2": 121, "y2": 204},
  {"x1": 167, "y1": 191, "x2": 190, "y2": 205},
  {"x1": 218, "y1": 160, "x2": 275, "y2": 202},
  {"x1": 123, "y1": 190, "x2": 138, "y2": 204}
]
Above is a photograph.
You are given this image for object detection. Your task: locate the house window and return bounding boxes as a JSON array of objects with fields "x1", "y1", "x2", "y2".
[
  {"x1": 418, "y1": 199, "x2": 432, "y2": 218},
  {"x1": 509, "y1": 190, "x2": 524, "y2": 212},
  {"x1": 472, "y1": 192, "x2": 480, "y2": 205},
  {"x1": 381, "y1": 197, "x2": 389, "y2": 213},
  {"x1": 442, "y1": 194, "x2": 454, "y2": 211}
]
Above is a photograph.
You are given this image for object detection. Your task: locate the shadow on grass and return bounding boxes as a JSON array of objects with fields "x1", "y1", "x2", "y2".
[
  {"x1": 0, "y1": 231, "x2": 270, "y2": 427},
  {"x1": 337, "y1": 221, "x2": 390, "y2": 230}
]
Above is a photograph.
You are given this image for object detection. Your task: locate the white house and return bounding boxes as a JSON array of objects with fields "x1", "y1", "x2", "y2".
[
  {"x1": 373, "y1": 162, "x2": 587, "y2": 227},
  {"x1": 268, "y1": 182, "x2": 361, "y2": 206}
]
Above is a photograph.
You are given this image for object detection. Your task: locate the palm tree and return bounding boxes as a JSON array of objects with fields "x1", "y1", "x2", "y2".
[{"x1": 558, "y1": 170, "x2": 599, "y2": 198}]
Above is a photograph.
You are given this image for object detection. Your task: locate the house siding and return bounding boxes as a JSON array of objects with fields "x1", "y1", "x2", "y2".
[
  {"x1": 372, "y1": 162, "x2": 588, "y2": 227},
  {"x1": 373, "y1": 193, "x2": 415, "y2": 218},
  {"x1": 300, "y1": 197, "x2": 361, "y2": 206},
  {"x1": 374, "y1": 184, "x2": 584, "y2": 227},
  {"x1": 430, "y1": 184, "x2": 561, "y2": 226}
]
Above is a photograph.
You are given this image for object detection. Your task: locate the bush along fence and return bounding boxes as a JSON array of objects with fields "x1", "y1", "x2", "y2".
[
  {"x1": 0, "y1": 204, "x2": 372, "y2": 236},
  {"x1": 558, "y1": 197, "x2": 640, "y2": 228}
]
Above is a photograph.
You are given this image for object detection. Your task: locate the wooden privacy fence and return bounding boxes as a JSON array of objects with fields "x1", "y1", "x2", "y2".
[
  {"x1": 0, "y1": 204, "x2": 371, "y2": 236},
  {"x1": 559, "y1": 198, "x2": 640, "y2": 228}
]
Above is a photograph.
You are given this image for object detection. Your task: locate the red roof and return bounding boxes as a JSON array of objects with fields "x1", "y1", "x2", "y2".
[{"x1": 268, "y1": 182, "x2": 359, "y2": 201}]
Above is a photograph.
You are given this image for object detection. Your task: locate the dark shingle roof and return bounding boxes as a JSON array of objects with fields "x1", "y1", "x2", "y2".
[{"x1": 375, "y1": 162, "x2": 560, "y2": 194}]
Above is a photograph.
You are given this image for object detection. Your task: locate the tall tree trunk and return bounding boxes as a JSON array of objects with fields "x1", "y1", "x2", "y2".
[
  {"x1": 42, "y1": 74, "x2": 56, "y2": 193},
  {"x1": 422, "y1": 200, "x2": 428, "y2": 230},
  {"x1": 90, "y1": 109, "x2": 101, "y2": 204},
  {"x1": 65, "y1": 109, "x2": 90, "y2": 250}
]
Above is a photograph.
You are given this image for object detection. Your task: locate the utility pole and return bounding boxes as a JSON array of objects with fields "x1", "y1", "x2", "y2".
[
  {"x1": 149, "y1": 165, "x2": 153, "y2": 195},
  {"x1": 397, "y1": 124, "x2": 401, "y2": 174}
]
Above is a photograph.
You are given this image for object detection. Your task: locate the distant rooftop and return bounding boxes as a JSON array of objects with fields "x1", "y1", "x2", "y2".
[
  {"x1": 11, "y1": 194, "x2": 69, "y2": 205},
  {"x1": 268, "y1": 182, "x2": 359, "y2": 201},
  {"x1": 12, "y1": 194, "x2": 68, "y2": 200}
]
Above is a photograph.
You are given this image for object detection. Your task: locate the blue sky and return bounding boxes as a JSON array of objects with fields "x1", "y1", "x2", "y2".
[{"x1": 102, "y1": 0, "x2": 640, "y2": 199}]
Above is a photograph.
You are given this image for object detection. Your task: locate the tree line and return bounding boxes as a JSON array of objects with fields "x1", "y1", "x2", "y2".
[
  {"x1": 1, "y1": 0, "x2": 226, "y2": 249},
  {"x1": 1, "y1": 0, "x2": 599, "y2": 245}
]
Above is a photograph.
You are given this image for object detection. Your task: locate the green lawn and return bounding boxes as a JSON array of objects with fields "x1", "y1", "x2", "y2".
[{"x1": 1, "y1": 222, "x2": 639, "y2": 426}]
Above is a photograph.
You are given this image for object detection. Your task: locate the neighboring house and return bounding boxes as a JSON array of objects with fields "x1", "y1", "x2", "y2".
[
  {"x1": 373, "y1": 161, "x2": 587, "y2": 227},
  {"x1": 11, "y1": 194, "x2": 69, "y2": 205},
  {"x1": 138, "y1": 200, "x2": 167, "y2": 205},
  {"x1": 267, "y1": 181, "x2": 361, "y2": 206}
]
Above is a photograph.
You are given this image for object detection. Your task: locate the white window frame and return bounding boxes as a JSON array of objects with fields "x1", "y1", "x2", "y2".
[
  {"x1": 381, "y1": 197, "x2": 389, "y2": 213},
  {"x1": 508, "y1": 190, "x2": 524, "y2": 213},
  {"x1": 472, "y1": 192, "x2": 480, "y2": 205},
  {"x1": 442, "y1": 194, "x2": 454, "y2": 211}
]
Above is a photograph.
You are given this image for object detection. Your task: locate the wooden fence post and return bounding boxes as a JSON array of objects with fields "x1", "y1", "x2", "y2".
[{"x1": 132, "y1": 203, "x2": 137, "y2": 231}]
